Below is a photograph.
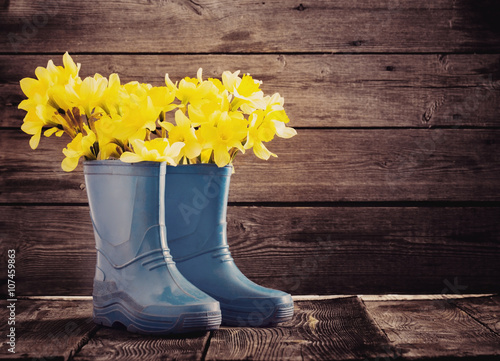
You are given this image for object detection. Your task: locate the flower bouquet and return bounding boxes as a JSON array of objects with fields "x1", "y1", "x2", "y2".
[
  {"x1": 18, "y1": 53, "x2": 297, "y2": 334},
  {"x1": 19, "y1": 52, "x2": 296, "y2": 171}
]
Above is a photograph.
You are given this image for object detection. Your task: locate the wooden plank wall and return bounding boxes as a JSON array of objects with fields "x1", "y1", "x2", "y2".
[{"x1": 1, "y1": 0, "x2": 499, "y2": 296}]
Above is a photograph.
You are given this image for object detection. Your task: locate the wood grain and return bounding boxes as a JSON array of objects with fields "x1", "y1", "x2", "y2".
[
  {"x1": 2, "y1": 298, "x2": 499, "y2": 360},
  {"x1": 0, "y1": 299, "x2": 96, "y2": 360},
  {"x1": 2, "y1": 54, "x2": 500, "y2": 128},
  {"x1": 2, "y1": 129, "x2": 499, "y2": 203},
  {"x1": 364, "y1": 298, "x2": 500, "y2": 359},
  {"x1": 73, "y1": 327, "x2": 209, "y2": 361},
  {"x1": 0, "y1": 0, "x2": 499, "y2": 336},
  {"x1": 452, "y1": 296, "x2": 500, "y2": 335},
  {"x1": 1, "y1": 205, "x2": 498, "y2": 296},
  {"x1": 1, "y1": 0, "x2": 500, "y2": 53},
  {"x1": 206, "y1": 297, "x2": 393, "y2": 360}
]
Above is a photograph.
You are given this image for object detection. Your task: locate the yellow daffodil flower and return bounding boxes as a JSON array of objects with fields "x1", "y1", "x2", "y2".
[
  {"x1": 207, "y1": 77, "x2": 225, "y2": 93},
  {"x1": 160, "y1": 110, "x2": 202, "y2": 161},
  {"x1": 232, "y1": 79, "x2": 266, "y2": 114},
  {"x1": 222, "y1": 70, "x2": 241, "y2": 93},
  {"x1": 236, "y1": 74, "x2": 262, "y2": 98},
  {"x1": 198, "y1": 112, "x2": 247, "y2": 167},
  {"x1": 222, "y1": 71, "x2": 267, "y2": 114},
  {"x1": 111, "y1": 96, "x2": 160, "y2": 142},
  {"x1": 272, "y1": 119, "x2": 297, "y2": 139},
  {"x1": 187, "y1": 90, "x2": 232, "y2": 127},
  {"x1": 88, "y1": 110, "x2": 121, "y2": 160},
  {"x1": 122, "y1": 81, "x2": 151, "y2": 100},
  {"x1": 19, "y1": 52, "x2": 80, "y2": 113},
  {"x1": 61, "y1": 125, "x2": 98, "y2": 172},
  {"x1": 19, "y1": 52, "x2": 81, "y2": 148},
  {"x1": 69, "y1": 74, "x2": 108, "y2": 118},
  {"x1": 164, "y1": 73, "x2": 177, "y2": 93},
  {"x1": 120, "y1": 138, "x2": 184, "y2": 165},
  {"x1": 20, "y1": 108, "x2": 47, "y2": 149},
  {"x1": 243, "y1": 112, "x2": 276, "y2": 159},
  {"x1": 172, "y1": 69, "x2": 222, "y2": 112},
  {"x1": 99, "y1": 73, "x2": 122, "y2": 115},
  {"x1": 148, "y1": 86, "x2": 177, "y2": 113},
  {"x1": 61, "y1": 51, "x2": 81, "y2": 80},
  {"x1": 20, "y1": 104, "x2": 61, "y2": 149}
]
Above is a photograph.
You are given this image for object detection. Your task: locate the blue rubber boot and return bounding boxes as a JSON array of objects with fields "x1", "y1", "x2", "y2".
[
  {"x1": 84, "y1": 160, "x2": 221, "y2": 334},
  {"x1": 164, "y1": 164, "x2": 294, "y2": 326}
]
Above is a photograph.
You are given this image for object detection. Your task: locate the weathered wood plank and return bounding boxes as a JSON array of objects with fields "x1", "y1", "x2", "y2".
[
  {"x1": 1, "y1": 298, "x2": 499, "y2": 361},
  {"x1": 360, "y1": 294, "x2": 496, "y2": 302},
  {"x1": 364, "y1": 298, "x2": 500, "y2": 359},
  {"x1": 207, "y1": 297, "x2": 393, "y2": 360},
  {"x1": 227, "y1": 207, "x2": 500, "y2": 296},
  {"x1": 1, "y1": 129, "x2": 499, "y2": 203},
  {"x1": 452, "y1": 296, "x2": 500, "y2": 335},
  {"x1": 0, "y1": 299, "x2": 96, "y2": 360},
  {"x1": 1, "y1": 206, "x2": 499, "y2": 296},
  {"x1": 73, "y1": 327, "x2": 209, "y2": 361},
  {"x1": 1, "y1": 0, "x2": 500, "y2": 53},
  {"x1": 2, "y1": 54, "x2": 500, "y2": 128}
]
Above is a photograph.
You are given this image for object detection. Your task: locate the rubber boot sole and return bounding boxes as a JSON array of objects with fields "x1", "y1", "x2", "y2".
[
  {"x1": 220, "y1": 301, "x2": 294, "y2": 327},
  {"x1": 93, "y1": 301, "x2": 221, "y2": 335}
]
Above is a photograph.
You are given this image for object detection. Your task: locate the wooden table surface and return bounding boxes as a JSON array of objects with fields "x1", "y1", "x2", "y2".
[{"x1": 1, "y1": 295, "x2": 499, "y2": 360}]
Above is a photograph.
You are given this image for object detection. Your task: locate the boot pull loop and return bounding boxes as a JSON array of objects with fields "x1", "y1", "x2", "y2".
[{"x1": 159, "y1": 162, "x2": 169, "y2": 252}]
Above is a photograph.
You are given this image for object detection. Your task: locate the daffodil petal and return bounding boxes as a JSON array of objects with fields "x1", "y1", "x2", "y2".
[
  {"x1": 29, "y1": 132, "x2": 41, "y2": 149},
  {"x1": 63, "y1": 52, "x2": 80, "y2": 77},
  {"x1": 44, "y1": 127, "x2": 60, "y2": 137},
  {"x1": 167, "y1": 141, "x2": 185, "y2": 158},
  {"x1": 119, "y1": 152, "x2": 143, "y2": 163},
  {"x1": 201, "y1": 148, "x2": 212, "y2": 163},
  {"x1": 273, "y1": 120, "x2": 297, "y2": 138},
  {"x1": 182, "y1": 141, "x2": 201, "y2": 159},
  {"x1": 175, "y1": 109, "x2": 190, "y2": 127},
  {"x1": 61, "y1": 156, "x2": 79, "y2": 172},
  {"x1": 214, "y1": 145, "x2": 230, "y2": 167},
  {"x1": 19, "y1": 78, "x2": 39, "y2": 98}
]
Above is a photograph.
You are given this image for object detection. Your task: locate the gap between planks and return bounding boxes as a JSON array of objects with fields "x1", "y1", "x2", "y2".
[{"x1": 20, "y1": 294, "x2": 497, "y2": 301}]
